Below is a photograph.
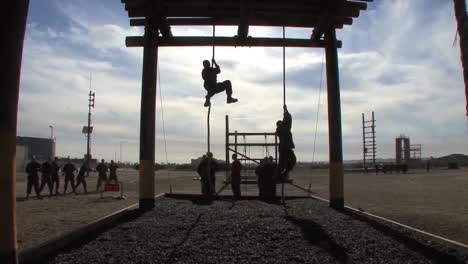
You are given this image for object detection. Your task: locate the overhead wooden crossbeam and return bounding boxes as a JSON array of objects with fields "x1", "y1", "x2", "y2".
[
  {"x1": 122, "y1": 0, "x2": 373, "y2": 46},
  {"x1": 123, "y1": 0, "x2": 369, "y2": 20},
  {"x1": 130, "y1": 17, "x2": 352, "y2": 29},
  {"x1": 125, "y1": 36, "x2": 342, "y2": 48}
]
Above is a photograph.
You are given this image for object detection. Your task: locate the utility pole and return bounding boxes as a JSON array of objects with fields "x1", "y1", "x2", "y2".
[{"x1": 85, "y1": 75, "x2": 95, "y2": 177}]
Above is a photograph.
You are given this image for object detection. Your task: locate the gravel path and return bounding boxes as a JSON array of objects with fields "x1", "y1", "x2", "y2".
[{"x1": 49, "y1": 197, "x2": 468, "y2": 264}]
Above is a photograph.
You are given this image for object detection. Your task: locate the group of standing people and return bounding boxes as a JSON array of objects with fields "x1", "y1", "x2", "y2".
[{"x1": 25, "y1": 157, "x2": 118, "y2": 200}]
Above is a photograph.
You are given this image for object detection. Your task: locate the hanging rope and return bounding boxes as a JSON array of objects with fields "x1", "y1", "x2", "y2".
[
  {"x1": 309, "y1": 49, "x2": 325, "y2": 193},
  {"x1": 281, "y1": 26, "x2": 286, "y2": 205},
  {"x1": 282, "y1": 26, "x2": 286, "y2": 107},
  {"x1": 212, "y1": 24, "x2": 216, "y2": 67},
  {"x1": 312, "y1": 50, "x2": 325, "y2": 164},
  {"x1": 157, "y1": 58, "x2": 172, "y2": 193},
  {"x1": 207, "y1": 24, "x2": 215, "y2": 153}
]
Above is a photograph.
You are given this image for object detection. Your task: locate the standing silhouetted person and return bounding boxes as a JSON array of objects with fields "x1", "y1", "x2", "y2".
[
  {"x1": 276, "y1": 105, "x2": 296, "y2": 181},
  {"x1": 230, "y1": 154, "x2": 242, "y2": 199},
  {"x1": 62, "y1": 158, "x2": 77, "y2": 194},
  {"x1": 109, "y1": 160, "x2": 118, "y2": 182},
  {"x1": 255, "y1": 157, "x2": 276, "y2": 201},
  {"x1": 201, "y1": 59, "x2": 238, "y2": 107},
  {"x1": 25, "y1": 156, "x2": 42, "y2": 199},
  {"x1": 197, "y1": 152, "x2": 218, "y2": 197},
  {"x1": 51, "y1": 157, "x2": 61, "y2": 195},
  {"x1": 96, "y1": 159, "x2": 108, "y2": 191},
  {"x1": 39, "y1": 158, "x2": 53, "y2": 196},
  {"x1": 75, "y1": 162, "x2": 88, "y2": 194}
]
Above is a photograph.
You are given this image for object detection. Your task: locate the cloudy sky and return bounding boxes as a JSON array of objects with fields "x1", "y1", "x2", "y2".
[{"x1": 18, "y1": 0, "x2": 468, "y2": 163}]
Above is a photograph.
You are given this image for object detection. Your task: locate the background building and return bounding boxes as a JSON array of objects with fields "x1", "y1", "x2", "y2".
[{"x1": 16, "y1": 136, "x2": 55, "y2": 171}]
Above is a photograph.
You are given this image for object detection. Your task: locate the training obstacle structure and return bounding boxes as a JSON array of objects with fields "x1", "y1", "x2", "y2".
[
  {"x1": 122, "y1": 0, "x2": 375, "y2": 210},
  {"x1": 225, "y1": 115, "x2": 279, "y2": 184}
]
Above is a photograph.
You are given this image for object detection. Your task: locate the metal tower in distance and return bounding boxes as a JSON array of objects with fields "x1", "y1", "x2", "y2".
[{"x1": 362, "y1": 112, "x2": 376, "y2": 168}]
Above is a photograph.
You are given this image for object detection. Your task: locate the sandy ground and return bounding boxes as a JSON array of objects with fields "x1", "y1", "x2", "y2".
[{"x1": 15, "y1": 167, "x2": 468, "y2": 251}]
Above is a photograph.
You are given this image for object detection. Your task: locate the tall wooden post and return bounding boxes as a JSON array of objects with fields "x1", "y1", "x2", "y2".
[
  {"x1": 0, "y1": 1, "x2": 29, "y2": 263},
  {"x1": 454, "y1": 0, "x2": 468, "y2": 115},
  {"x1": 139, "y1": 18, "x2": 158, "y2": 210},
  {"x1": 325, "y1": 27, "x2": 344, "y2": 209}
]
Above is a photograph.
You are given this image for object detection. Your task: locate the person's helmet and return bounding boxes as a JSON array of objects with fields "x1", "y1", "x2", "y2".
[
  {"x1": 203, "y1": 60, "x2": 210, "y2": 68},
  {"x1": 206, "y1": 152, "x2": 213, "y2": 158}
]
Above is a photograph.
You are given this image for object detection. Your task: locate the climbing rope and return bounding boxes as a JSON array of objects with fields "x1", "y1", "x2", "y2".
[
  {"x1": 281, "y1": 26, "x2": 286, "y2": 204},
  {"x1": 282, "y1": 26, "x2": 286, "y2": 107},
  {"x1": 157, "y1": 58, "x2": 172, "y2": 193}
]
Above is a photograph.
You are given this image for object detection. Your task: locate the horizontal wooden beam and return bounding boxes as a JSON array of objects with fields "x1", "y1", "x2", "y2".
[
  {"x1": 127, "y1": 7, "x2": 361, "y2": 19},
  {"x1": 129, "y1": 17, "x2": 351, "y2": 28},
  {"x1": 229, "y1": 143, "x2": 278, "y2": 147},
  {"x1": 126, "y1": 36, "x2": 342, "y2": 48},
  {"x1": 228, "y1": 132, "x2": 276, "y2": 136}
]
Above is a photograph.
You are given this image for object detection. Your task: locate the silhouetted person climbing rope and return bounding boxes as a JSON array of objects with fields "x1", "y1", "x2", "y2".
[
  {"x1": 201, "y1": 59, "x2": 238, "y2": 107},
  {"x1": 276, "y1": 105, "x2": 296, "y2": 181}
]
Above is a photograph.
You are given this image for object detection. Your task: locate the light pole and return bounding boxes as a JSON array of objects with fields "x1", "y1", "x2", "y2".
[
  {"x1": 49, "y1": 125, "x2": 55, "y2": 159},
  {"x1": 119, "y1": 141, "x2": 126, "y2": 163},
  {"x1": 85, "y1": 82, "x2": 95, "y2": 177},
  {"x1": 49, "y1": 125, "x2": 54, "y2": 140}
]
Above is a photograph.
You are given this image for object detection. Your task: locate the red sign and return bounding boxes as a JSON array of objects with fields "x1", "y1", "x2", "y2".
[{"x1": 104, "y1": 183, "x2": 120, "y2": 192}]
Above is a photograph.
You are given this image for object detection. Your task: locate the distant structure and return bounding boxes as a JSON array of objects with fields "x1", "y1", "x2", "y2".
[
  {"x1": 362, "y1": 112, "x2": 376, "y2": 167},
  {"x1": 16, "y1": 136, "x2": 55, "y2": 170},
  {"x1": 395, "y1": 135, "x2": 421, "y2": 164}
]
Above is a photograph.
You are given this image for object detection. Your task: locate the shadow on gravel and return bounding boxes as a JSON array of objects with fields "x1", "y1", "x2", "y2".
[
  {"x1": 339, "y1": 209, "x2": 466, "y2": 264},
  {"x1": 285, "y1": 215, "x2": 350, "y2": 264},
  {"x1": 165, "y1": 213, "x2": 204, "y2": 263}
]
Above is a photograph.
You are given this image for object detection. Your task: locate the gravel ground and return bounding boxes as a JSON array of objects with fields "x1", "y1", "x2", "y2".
[{"x1": 49, "y1": 197, "x2": 468, "y2": 264}]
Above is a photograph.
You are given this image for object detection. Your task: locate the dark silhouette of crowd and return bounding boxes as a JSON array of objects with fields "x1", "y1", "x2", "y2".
[{"x1": 24, "y1": 156, "x2": 119, "y2": 200}]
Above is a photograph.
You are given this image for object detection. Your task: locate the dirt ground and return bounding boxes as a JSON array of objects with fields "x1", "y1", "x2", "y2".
[{"x1": 15, "y1": 167, "x2": 468, "y2": 251}]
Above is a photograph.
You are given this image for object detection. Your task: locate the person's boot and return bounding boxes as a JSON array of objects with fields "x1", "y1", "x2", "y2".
[
  {"x1": 227, "y1": 96, "x2": 238, "y2": 104},
  {"x1": 204, "y1": 97, "x2": 211, "y2": 107}
]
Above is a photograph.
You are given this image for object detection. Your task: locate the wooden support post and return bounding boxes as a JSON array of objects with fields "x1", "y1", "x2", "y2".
[
  {"x1": 454, "y1": 0, "x2": 468, "y2": 115},
  {"x1": 0, "y1": 1, "x2": 29, "y2": 263},
  {"x1": 139, "y1": 19, "x2": 158, "y2": 211},
  {"x1": 325, "y1": 27, "x2": 344, "y2": 210}
]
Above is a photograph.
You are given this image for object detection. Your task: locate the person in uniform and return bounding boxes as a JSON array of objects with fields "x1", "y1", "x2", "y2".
[
  {"x1": 96, "y1": 159, "x2": 108, "y2": 191},
  {"x1": 62, "y1": 158, "x2": 77, "y2": 194},
  {"x1": 276, "y1": 105, "x2": 296, "y2": 181},
  {"x1": 39, "y1": 158, "x2": 53, "y2": 196},
  {"x1": 201, "y1": 59, "x2": 238, "y2": 107},
  {"x1": 25, "y1": 156, "x2": 42, "y2": 199},
  {"x1": 75, "y1": 162, "x2": 88, "y2": 194},
  {"x1": 108, "y1": 160, "x2": 118, "y2": 182},
  {"x1": 51, "y1": 157, "x2": 61, "y2": 195},
  {"x1": 255, "y1": 157, "x2": 276, "y2": 201},
  {"x1": 197, "y1": 152, "x2": 218, "y2": 197},
  {"x1": 230, "y1": 154, "x2": 242, "y2": 199}
]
